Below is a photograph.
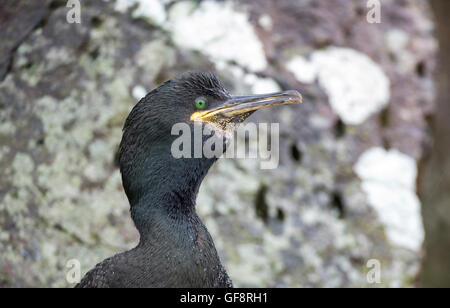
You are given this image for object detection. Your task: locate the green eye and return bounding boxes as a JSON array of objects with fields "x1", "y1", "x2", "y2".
[{"x1": 194, "y1": 98, "x2": 207, "y2": 109}]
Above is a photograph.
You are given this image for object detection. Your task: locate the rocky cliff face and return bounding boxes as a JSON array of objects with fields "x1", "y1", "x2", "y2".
[{"x1": 0, "y1": 0, "x2": 436, "y2": 287}]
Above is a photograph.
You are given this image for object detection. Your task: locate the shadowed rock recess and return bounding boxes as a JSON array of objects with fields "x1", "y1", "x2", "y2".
[{"x1": 0, "y1": 0, "x2": 436, "y2": 287}]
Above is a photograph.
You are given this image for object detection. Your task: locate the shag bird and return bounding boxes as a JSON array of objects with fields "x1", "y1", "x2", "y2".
[{"x1": 76, "y1": 72, "x2": 302, "y2": 288}]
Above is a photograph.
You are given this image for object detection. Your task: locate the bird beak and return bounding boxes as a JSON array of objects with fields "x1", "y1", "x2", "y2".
[{"x1": 190, "y1": 90, "x2": 302, "y2": 124}]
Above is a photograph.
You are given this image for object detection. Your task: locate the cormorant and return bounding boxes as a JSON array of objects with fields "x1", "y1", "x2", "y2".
[{"x1": 76, "y1": 72, "x2": 302, "y2": 288}]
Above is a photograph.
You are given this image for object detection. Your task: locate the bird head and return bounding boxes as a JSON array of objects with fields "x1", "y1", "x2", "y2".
[
  {"x1": 119, "y1": 72, "x2": 301, "y2": 208},
  {"x1": 122, "y1": 71, "x2": 301, "y2": 142},
  {"x1": 185, "y1": 72, "x2": 302, "y2": 131}
]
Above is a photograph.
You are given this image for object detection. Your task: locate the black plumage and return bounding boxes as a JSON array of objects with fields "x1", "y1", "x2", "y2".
[{"x1": 76, "y1": 72, "x2": 301, "y2": 288}]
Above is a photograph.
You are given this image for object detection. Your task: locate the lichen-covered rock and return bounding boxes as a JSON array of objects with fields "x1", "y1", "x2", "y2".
[{"x1": 0, "y1": 0, "x2": 436, "y2": 287}]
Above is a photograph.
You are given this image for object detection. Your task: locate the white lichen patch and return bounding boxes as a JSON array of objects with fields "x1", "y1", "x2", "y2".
[
  {"x1": 132, "y1": 85, "x2": 147, "y2": 100},
  {"x1": 29, "y1": 78, "x2": 136, "y2": 254},
  {"x1": 217, "y1": 63, "x2": 280, "y2": 96},
  {"x1": 135, "y1": 40, "x2": 176, "y2": 81},
  {"x1": 45, "y1": 47, "x2": 74, "y2": 71},
  {"x1": 287, "y1": 56, "x2": 318, "y2": 84},
  {"x1": 385, "y1": 29, "x2": 416, "y2": 74},
  {"x1": 114, "y1": 0, "x2": 167, "y2": 26},
  {"x1": 0, "y1": 122, "x2": 16, "y2": 136},
  {"x1": 244, "y1": 74, "x2": 281, "y2": 94},
  {"x1": 0, "y1": 146, "x2": 10, "y2": 161},
  {"x1": 287, "y1": 48, "x2": 390, "y2": 125},
  {"x1": 11, "y1": 153, "x2": 35, "y2": 188},
  {"x1": 228, "y1": 244, "x2": 271, "y2": 286},
  {"x1": 354, "y1": 147, "x2": 424, "y2": 252},
  {"x1": 258, "y1": 14, "x2": 273, "y2": 31},
  {"x1": 168, "y1": 1, "x2": 267, "y2": 72}
]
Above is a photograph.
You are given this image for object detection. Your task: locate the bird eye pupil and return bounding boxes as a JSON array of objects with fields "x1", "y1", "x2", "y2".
[{"x1": 195, "y1": 98, "x2": 206, "y2": 109}]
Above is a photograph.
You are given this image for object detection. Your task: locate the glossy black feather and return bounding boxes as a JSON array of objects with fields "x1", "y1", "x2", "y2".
[{"x1": 77, "y1": 72, "x2": 233, "y2": 288}]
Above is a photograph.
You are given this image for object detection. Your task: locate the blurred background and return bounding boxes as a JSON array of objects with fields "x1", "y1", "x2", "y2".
[{"x1": 0, "y1": 0, "x2": 449, "y2": 287}]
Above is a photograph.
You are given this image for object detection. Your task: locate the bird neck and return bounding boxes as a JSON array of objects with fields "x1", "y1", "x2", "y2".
[{"x1": 121, "y1": 137, "x2": 218, "y2": 243}]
